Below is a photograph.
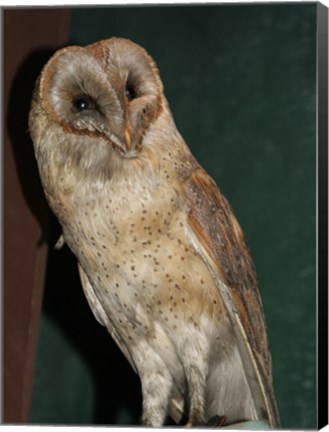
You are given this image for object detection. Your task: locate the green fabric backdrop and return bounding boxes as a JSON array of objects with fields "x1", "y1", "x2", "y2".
[{"x1": 31, "y1": 4, "x2": 317, "y2": 429}]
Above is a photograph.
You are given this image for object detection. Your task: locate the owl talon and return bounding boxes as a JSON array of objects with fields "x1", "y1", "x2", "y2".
[
  {"x1": 206, "y1": 415, "x2": 227, "y2": 427},
  {"x1": 184, "y1": 415, "x2": 226, "y2": 428},
  {"x1": 54, "y1": 234, "x2": 65, "y2": 250}
]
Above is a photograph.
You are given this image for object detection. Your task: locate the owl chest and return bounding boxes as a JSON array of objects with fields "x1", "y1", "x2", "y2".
[{"x1": 63, "y1": 180, "x2": 185, "y2": 315}]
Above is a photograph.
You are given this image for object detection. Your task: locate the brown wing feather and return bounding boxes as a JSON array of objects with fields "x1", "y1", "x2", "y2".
[{"x1": 184, "y1": 167, "x2": 280, "y2": 427}]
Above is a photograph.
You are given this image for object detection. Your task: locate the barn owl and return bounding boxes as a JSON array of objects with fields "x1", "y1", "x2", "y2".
[{"x1": 29, "y1": 37, "x2": 280, "y2": 428}]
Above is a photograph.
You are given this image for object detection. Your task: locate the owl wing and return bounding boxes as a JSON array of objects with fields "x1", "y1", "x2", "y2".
[
  {"x1": 183, "y1": 167, "x2": 280, "y2": 428},
  {"x1": 78, "y1": 264, "x2": 138, "y2": 374}
]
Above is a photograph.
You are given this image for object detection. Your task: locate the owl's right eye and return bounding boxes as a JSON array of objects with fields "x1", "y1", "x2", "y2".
[{"x1": 73, "y1": 95, "x2": 93, "y2": 112}]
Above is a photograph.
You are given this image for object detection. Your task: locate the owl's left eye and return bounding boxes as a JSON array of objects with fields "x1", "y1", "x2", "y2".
[
  {"x1": 73, "y1": 95, "x2": 93, "y2": 112},
  {"x1": 125, "y1": 82, "x2": 137, "y2": 101}
]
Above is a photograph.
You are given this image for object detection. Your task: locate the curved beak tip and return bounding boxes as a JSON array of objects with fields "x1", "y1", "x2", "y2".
[{"x1": 124, "y1": 129, "x2": 132, "y2": 151}]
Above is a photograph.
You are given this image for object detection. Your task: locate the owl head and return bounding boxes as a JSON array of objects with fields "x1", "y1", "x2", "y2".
[{"x1": 29, "y1": 38, "x2": 172, "y2": 179}]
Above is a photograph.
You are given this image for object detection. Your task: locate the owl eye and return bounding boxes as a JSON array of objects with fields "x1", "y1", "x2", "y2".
[
  {"x1": 125, "y1": 82, "x2": 137, "y2": 101},
  {"x1": 73, "y1": 95, "x2": 93, "y2": 112}
]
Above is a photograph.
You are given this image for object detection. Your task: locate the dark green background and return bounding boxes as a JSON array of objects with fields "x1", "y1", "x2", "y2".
[{"x1": 31, "y1": 4, "x2": 317, "y2": 429}]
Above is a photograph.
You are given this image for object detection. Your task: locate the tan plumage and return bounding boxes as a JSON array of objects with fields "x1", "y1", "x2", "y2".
[{"x1": 29, "y1": 37, "x2": 280, "y2": 427}]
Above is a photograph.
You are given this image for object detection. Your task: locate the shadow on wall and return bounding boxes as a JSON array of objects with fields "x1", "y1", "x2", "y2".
[{"x1": 7, "y1": 48, "x2": 59, "y2": 241}]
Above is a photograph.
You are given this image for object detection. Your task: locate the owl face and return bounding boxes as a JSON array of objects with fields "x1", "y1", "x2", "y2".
[{"x1": 33, "y1": 38, "x2": 164, "y2": 162}]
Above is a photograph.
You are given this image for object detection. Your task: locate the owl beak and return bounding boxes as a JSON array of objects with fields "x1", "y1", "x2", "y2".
[{"x1": 124, "y1": 128, "x2": 132, "y2": 152}]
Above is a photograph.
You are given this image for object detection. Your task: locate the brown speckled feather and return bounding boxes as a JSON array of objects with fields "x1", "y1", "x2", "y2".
[{"x1": 184, "y1": 167, "x2": 280, "y2": 427}]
